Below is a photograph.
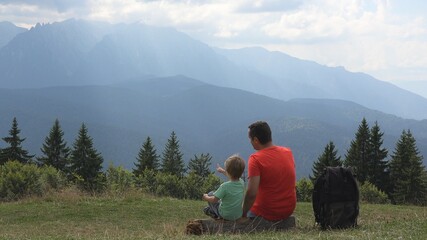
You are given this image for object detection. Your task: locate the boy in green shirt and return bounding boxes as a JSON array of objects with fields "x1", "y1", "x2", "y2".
[{"x1": 202, "y1": 155, "x2": 245, "y2": 221}]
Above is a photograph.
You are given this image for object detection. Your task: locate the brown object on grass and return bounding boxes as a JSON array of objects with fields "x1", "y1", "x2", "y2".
[{"x1": 185, "y1": 215, "x2": 296, "y2": 235}]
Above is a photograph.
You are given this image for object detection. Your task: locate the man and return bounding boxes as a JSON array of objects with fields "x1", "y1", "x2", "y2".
[{"x1": 242, "y1": 121, "x2": 296, "y2": 221}]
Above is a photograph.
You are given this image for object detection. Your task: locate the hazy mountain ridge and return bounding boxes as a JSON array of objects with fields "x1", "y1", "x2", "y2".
[
  {"x1": 393, "y1": 80, "x2": 427, "y2": 99},
  {"x1": 0, "y1": 76, "x2": 426, "y2": 177},
  {"x1": 1, "y1": 19, "x2": 426, "y2": 119},
  {"x1": 215, "y1": 47, "x2": 427, "y2": 120},
  {"x1": 0, "y1": 21, "x2": 27, "y2": 48},
  {"x1": 1, "y1": 19, "x2": 427, "y2": 177}
]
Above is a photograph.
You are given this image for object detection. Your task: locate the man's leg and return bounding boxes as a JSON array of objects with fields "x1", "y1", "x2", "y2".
[{"x1": 246, "y1": 210, "x2": 259, "y2": 219}]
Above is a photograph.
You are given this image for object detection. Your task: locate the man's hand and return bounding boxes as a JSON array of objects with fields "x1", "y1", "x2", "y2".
[{"x1": 242, "y1": 176, "x2": 260, "y2": 217}]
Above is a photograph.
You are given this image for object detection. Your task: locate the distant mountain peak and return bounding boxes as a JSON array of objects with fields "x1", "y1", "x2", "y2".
[{"x1": 1, "y1": 19, "x2": 427, "y2": 119}]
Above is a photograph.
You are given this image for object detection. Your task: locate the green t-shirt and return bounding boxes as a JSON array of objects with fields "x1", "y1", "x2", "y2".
[{"x1": 214, "y1": 179, "x2": 245, "y2": 221}]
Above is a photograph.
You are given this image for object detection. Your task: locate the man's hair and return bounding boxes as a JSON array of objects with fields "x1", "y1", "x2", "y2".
[
  {"x1": 225, "y1": 155, "x2": 245, "y2": 179},
  {"x1": 248, "y1": 121, "x2": 272, "y2": 145}
]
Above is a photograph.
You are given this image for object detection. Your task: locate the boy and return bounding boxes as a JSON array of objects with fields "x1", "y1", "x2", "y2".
[{"x1": 202, "y1": 155, "x2": 245, "y2": 221}]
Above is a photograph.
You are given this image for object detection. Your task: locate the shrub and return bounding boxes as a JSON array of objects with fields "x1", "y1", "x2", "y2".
[
  {"x1": 134, "y1": 168, "x2": 158, "y2": 194},
  {"x1": 182, "y1": 173, "x2": 222, "y2": 200},
  {"x1": 201, "y1": 173, "x2": 221, "y2": 194},
  {"x1": 0, "y1": 161, "x2": 42, "y2": 200},
  {"x1": 296, "y1": 178, "x2": 313, "y2": 202},
  {"x1": 155, "y1": 172, "x2": 184, "y2": 199},
  {"x1": 72, "y1": 172, "x2": 106, "y2": 194},
  {"x1": 39, "y1": 165, "x2": 67, "y2": 193},
  {"x1": 360, "y1": 181, "x2": 389, "y2": 204},
  {"x1": 182, "y1": 172, "x2": 203, "y2": 200},
  {"x1": 106, "y1": 164, "x2": 134, "y2": 194}
]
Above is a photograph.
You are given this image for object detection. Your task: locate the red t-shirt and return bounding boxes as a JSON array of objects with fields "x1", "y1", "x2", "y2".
[{"x1": 248, "y1": 145, "x2": 296, "y2": 221}]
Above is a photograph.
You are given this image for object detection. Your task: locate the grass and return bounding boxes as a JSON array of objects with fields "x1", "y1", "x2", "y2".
[{"x1": 0, "y1": 189, "x2": 426, "y2": 239}]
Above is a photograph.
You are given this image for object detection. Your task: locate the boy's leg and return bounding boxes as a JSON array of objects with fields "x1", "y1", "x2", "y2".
[{"x1": 203, "y1": 191, "x2": 221, "y2": 219}]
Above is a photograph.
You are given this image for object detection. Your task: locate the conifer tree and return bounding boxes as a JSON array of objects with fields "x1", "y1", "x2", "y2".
[
  {"x1": 188, "y1": 153, "x2": 213, "y2": 179},
  {"x1": 38, "y1": 119, "x2": 71, "y2": 174},
  {"x1": 344, "y1": 118, "x2": 370, "y2": 183},
  {"x1": 69, "y1": 123, "x2": 104, "y2": 191},
  {"x1": 389, "y1": 130, "x2": 427, "y2": 205},
  {"x1": 367, "y1": 122, "x2": 389, "y2": 192},
  {"x1": 310, "y1": 141, "x2": 342, "y2": 183},
  {"x1": 133, "y1": 136, "x2": 159, "y2": 177},
  {"x1": 161, "y1": 131, "x2": 185, "y2": 177},
  {"x1": 0, "y1": 117, "x2": 34, "y2": 164}
]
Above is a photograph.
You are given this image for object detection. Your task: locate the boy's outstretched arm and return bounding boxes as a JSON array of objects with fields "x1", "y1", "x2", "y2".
[{"x1": 216, "y1": 163, "x2": 226, "y2": 175}]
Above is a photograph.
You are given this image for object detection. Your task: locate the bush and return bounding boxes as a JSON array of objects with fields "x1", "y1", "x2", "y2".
[
  {"x1": 182, "y1": 173, "x2": 222, "y2": 200},
  {"x1": 39, "y1": 165, "x2": 67, "y2": 193},
  {"x1": 201, "y1": 173, "x2": 221, "y2": 195},
  {"x1": 296, "y1": 178, "x2": 313, "y2": 202},
  {"x1": 73, "y1": 172, "x2": 106, "y2": 194},
  {"x1": 106, "y1": 164, "x2": 134, "y2": 194},
  {"x1": 134, "y1": 168, "x2": 158, "y2": 194},
  {"x1": 360, "y1": 181, "x2": 389, "y2": 204},
  {"x1": 155, "y1": 172, "x2": 184, "y2": 199},
  {"x1": 182, "y1": 172, "x2": 203, "y2": 200},
  {"x1": 135, "y1": 170, "x2": 222, "y2": 200},
  {"x1": 0, "y1": 161, "x2": 69, "y2": 201},
  {"x1": 0, "y1": 161, "x2": 42, "y2": 200}
]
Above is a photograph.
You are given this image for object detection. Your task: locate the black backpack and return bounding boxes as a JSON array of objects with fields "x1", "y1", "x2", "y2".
[{"x1": 312, "y1": 167, "x2": 359, "y2": 229}]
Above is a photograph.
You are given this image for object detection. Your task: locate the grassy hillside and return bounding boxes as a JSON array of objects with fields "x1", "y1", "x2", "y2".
[{"x1": 0, "y1": 190, "x2": 426, "y2": 239}]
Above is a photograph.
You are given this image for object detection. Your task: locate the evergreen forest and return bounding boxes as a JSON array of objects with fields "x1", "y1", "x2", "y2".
[{"x1": 0, "y1": 117, "x2": 426, "y2": 206}]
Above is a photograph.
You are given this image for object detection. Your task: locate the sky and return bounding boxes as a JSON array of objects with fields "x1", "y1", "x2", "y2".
[{"x1": 1, "y1": 0, "x2": 427, "y2": 87}]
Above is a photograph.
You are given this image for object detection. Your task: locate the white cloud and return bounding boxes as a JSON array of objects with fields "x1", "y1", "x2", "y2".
[
  {"x1": 0, "y1": 0, "x2": 87, "y2": 12},
  {"x1": 0, "y1": 0, "x2": 426, "y2": 82},
  {"x1": 235, "y1": 0, "x2": 304, "y2": 13}
]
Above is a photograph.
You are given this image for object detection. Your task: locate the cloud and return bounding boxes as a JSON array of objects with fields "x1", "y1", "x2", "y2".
[
  {"x1": 235, "y1": 0, "x2": 305, "y2": 13},
  {"x1": 0, "y1": 0, "x2": 426, "y2": 82},
  {"x1": 0, "y1": 0, "x2": 87, "y2": 12}
]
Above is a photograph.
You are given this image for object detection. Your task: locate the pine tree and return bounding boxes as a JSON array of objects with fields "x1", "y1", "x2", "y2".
[
  {"x1": 0, "y1": 117, "x2": 34, "y2": 164},
  {"x1": 389, "y1": 130, "x2": 427, "y2": 205},
  {"x1": 133, "y1": 136, "x2": 159, "y2": 177},
  {"x1": 70, "y1": 123, "x2": 104, "y2": 191},
  {"x1": 310, "y1": 141, "x2": 342, "y2": 183},
  {"x1": 188, "y1": 153, "x2": 213, "y2": 179},
  {"x1": 367, "y1": 122, "x2": 389, "y2": 192},
  {"x1": 161, "y1": 131, "x2": 185, "y2": 177},
  {"x1": 37, "y1": 119, "x2": 71, "y2": 174},
  {"x1": 344, "y1": 118, "x2": 370, "y2": 183}
]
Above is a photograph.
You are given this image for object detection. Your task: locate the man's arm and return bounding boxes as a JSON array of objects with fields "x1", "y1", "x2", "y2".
[{"x1": 242, "y1": 175, "x2": 260, "y2": 217}]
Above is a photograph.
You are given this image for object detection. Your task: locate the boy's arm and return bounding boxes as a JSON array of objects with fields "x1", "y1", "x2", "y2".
[
  {"x1": 216, "y1": 164, "x2": 226, "y2": 176},
  {"x1": 202, "y1": 193, "x2": 220, "y2": 203}
]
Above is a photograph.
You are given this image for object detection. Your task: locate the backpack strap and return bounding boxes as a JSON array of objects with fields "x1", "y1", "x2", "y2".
[
  {"x1": 348, "y1": 168, "x2": 360, "y2": 226},
  {"x1": 312, "y1": 168, "x2": 327, "y2": 224}
]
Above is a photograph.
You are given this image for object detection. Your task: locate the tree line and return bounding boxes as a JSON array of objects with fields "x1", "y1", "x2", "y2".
[
  {"x1": 0, "y1": 117, "x2": 220, "y2": 199},
  {"x1": 1, "y1": 117, "x2": 426, "y2": 206},
  {"x1": 307, "y1": 118, "x2": 427, "y2": 205}
]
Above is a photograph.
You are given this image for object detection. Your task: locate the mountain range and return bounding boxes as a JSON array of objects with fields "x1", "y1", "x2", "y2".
[{"x1": 0, "y1": 19, "x2": 426, "y2": 178}]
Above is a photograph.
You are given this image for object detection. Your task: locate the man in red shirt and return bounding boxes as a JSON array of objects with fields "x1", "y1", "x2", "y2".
[{"x1": 242, "y1": 121, "x2": 296, "y2": 221}]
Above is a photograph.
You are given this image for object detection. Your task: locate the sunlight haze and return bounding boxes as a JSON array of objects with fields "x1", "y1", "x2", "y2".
[{"x1": 1, "y1": 0, "x2": 427, "y2": 92}]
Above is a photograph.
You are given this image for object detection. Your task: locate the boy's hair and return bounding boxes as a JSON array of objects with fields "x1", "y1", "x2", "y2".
[
  {"x1": 248, "y1": 121, "x2": 272, "y2": 145},
  {"x1": 225, "y1": 155, "x2": 245, "y2": 179}
]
